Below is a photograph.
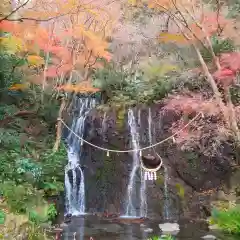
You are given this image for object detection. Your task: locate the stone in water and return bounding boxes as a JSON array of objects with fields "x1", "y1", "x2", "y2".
[
  {"x1": 159, "y1": 223, "x2": 180, "y2": 235},
  {"x1": 201, "y1": 235, "x2": 216, "y2": 240}
]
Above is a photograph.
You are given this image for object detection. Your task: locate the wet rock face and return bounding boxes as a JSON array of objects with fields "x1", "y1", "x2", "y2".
[{"x1": 79, "y1": 103, "x2": 234, "y2": 219}]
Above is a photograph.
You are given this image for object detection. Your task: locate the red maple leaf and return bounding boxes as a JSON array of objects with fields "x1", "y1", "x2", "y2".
[
  {"x1": 213, "y1": 68, "x2": 236, "y2": 87},
  {"x1": 213, "y1": 68, "x2": 235, "y2": 79},
  {"x1": 219, "y1": 52, "x2": 240, "y2": 72},
  {"x1": 0, "y1": 20, "x2": 15, "y2": 31},
  {"x1": 213, "y1": 52, "x2": 240, "y2": 86}
]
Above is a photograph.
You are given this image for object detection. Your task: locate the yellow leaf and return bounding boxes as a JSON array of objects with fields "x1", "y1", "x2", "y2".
[
  {"x1": 0, "y1": 36, "x2": 25, "y2": 53},
  {"x1": 27, "y1": 55, "x2": 44, "y2": 67},
  {"x1": 158, "y1": 32, "x2": 187, "y2": 44},
  {"x1": 147, "y1": 64, "x2": 179, "y2": 77},
  {"x1": 128, "y1": 0, "x2": 138, "y2": 6}
]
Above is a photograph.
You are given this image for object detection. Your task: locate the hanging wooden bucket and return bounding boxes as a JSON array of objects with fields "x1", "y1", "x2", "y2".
[
  {"x1": 140, "y1": 152, "x2": 163, "y2": 180},
  {"x1": 140, "y1": 152, "x2": 163, "y2": 172}
]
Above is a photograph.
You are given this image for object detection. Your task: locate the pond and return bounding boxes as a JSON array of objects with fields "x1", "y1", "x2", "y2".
[{"x1": 60, "y1": 215, "x2": 239, "y2": 240}]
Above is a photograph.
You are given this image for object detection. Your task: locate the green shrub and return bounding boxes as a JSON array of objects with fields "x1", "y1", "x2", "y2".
[
  {"x1": 28, "y1": 206, "x2": 48, "y2": 224},
  {"x1": 41, "y1": 181, "x2": 64, "y2": 197},
  {"x1": 227, "y1": 0, "x2": 240, "y2": 18},
  {"x1": 0, "y1": 210, "x2": 5, "y2": 224},
  {"x1": 0, "y1": 213, "x2": 52, "y2": 240},
  {"x1": 200, "y1": 36, "x2": 235, "y2": 63},
  {"x1": 28, "y1": 203, "x2": 57, "y2": 224},
  {"x1": 0, "y1": 182, "x2": 45, "y2": 213},
  {"x1": 210, "y1": 205, "x2": 240, "y2": 234},
  {"x1": 148, "y1": 235, "x2": 175, "y2": 240},
  {"x1": 47, "y1": 204, "x2": 58, "y2": 222}
]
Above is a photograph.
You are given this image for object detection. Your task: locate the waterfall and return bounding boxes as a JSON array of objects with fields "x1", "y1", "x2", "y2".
[
  {"x1": 163, "y1": 166, "x2": 170, "y2": 220},
  {"x1": 64, "y1": 97, "x2": 96, "y2": 216},
  {"x1": 124, "y1": 109, "x2": 140, "y2": 217},
  {"x1": 123, "y1": 109, "x2": 147, "y2": 217},
  {"x1": 139, "y1": 107, "x2": 155, "y2": 216},
  {"x1": 140, "y1": 109, "x2": 147, "y2": 218},
  {"x1": 148, "y1": 108, "x2": 153, "y2": 145},
  {"x1": 157, "y1": 111, "x2": 171, "y2": 219},
  {"x1": 101, "y1": 111, "x2": 108, "y2": 142}
]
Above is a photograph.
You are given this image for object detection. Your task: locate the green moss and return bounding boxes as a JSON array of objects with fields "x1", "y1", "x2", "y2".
[
  {"x1": 183, "y1": 151, "x2": 199, "y2": 169},
  {"x1": 116, "y1": 106, "x2": 126, "y2": 129},
  {"x1": 156, "y1": 173, "x2": 164, "y2": 185},
  {"x1": 175, "y1": 183, "x2": 185, "y2": 199}
]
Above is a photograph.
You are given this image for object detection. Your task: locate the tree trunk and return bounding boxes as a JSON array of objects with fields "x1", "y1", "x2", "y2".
[
  {"x1": 194, "y1": 45, "x2": 240, "y2": 143},
  {"x1": 53, "y1": 99, "x2": 66, "y2": 152}
]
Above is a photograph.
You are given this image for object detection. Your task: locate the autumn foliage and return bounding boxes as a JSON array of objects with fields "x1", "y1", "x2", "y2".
[
  {"x1": 0, "y1": 0, "x2": 113, "y2": 93},
  {"x1": 129, "y1": 0, "x2": 240, "y2": 143},
  {"x1": 1, "y1": 0, "x2": 240, "y2": 148},
  {"x1": 213, "y1": 53, "x2": 240, "y2": 86}
]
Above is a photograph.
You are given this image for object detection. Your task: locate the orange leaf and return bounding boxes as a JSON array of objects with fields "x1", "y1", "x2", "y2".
[{"x1": 8, "y1": 84, "x2": 28, "y2": 90}]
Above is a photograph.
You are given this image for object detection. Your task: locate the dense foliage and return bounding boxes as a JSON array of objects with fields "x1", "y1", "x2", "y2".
[
  {"x1": 1, "y1": 0, "x2": 240, "y2": 238},
  {"x1": 0, "y1": 50, "x2": 66, "y2": 238},
  {"x1": 210, "y1": 205, "x2": 240, "y2": 235}
]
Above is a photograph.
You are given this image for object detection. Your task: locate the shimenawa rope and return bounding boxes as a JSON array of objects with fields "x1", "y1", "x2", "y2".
[{"x1": 57, "y1": 111, "x2": 203, "y2": 154}]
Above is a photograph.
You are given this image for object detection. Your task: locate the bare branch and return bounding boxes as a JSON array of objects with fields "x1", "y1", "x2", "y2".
[{"x1": 0, "y1": 0, "x2": 31, "y2": 22}]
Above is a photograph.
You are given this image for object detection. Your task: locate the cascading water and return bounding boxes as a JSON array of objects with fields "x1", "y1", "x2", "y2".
[
  {"x1": 148, "y1": 108, "x2": 153, "y2": 145},
  {"x1": 163, "y1": 166, "x2": 171, "y2": 220},
  {"x1": 65, "y1": 97, "x2": 96, "y2": 216},
  {"x1": 124, "y1": 109, "x2": 140, "y2": 217},
  {"x1": 157, "y1": 111, "x2": 171, "y2": 219},
  {"x1": 123, "y1": 109, "x2": 147, "y2": 217},
  {"x1": 140, "y1": 107, "x2": 155, "y2": 216},
  {"x1": 140, "y1": 109, "x2": 147, "y2": 218}
]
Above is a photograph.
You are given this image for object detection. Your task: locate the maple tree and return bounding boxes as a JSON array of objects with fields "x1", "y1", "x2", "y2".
[
  {"x1": 0, "y1": 0, "x2": 115, "y2": 151},
  {"x1": 127, "y1": 0, "x2": 240, "y2": 144},
  {"x1": 1, "y1": 0, "x2": 113, "y2": 90}
]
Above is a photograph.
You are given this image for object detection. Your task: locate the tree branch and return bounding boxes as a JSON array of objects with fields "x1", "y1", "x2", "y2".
[{"x1": 0, "y1": 0, "x2": 31, "y2": 22}]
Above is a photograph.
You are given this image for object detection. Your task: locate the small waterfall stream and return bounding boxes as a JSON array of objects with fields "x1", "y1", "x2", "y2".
[
  {"x1": 65, "y1": 97, "x2": 96, "y2": 216},
  {"x1": 163, "y1": 166, "x2": 170, "y2": 220},
  {"x1": 123, "y1": 108, "x2": 148, "y2": 218},
  {"x1": 148, "y1": 108, "x2": 153, "y2": 145},
  {"x1": 140, "y1": 109, "x2": 149, "y2": 218},
  {"x1": 124, "y1": 109, "x2": 141, "y2": 217},
  {"x1": 158, "y1": 112, "x2": 171, "y2": 220}
]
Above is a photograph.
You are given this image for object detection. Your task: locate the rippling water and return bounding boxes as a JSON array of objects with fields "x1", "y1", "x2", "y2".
[{"x1": 59, "y1": 215, "x2": 238, "y2": 240}]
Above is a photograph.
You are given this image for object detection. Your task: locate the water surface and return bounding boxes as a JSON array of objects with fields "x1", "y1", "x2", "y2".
[{"x1": 60, "y1": 215, "x2": 238, "y2": 240}]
